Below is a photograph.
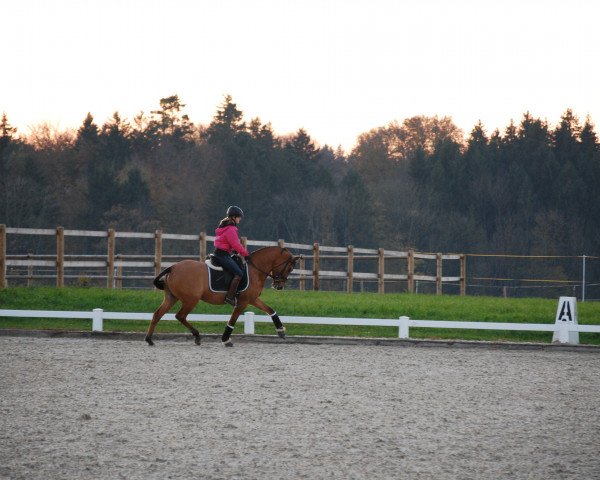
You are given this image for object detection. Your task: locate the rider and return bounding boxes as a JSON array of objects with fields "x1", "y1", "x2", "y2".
[{"x1": 214, "y1": 205, "x2": 250, "y2": 306}]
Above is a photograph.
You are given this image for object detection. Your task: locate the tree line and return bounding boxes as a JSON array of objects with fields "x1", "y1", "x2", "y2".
[{"x1": 1, "y1": 95, "x2": 599, "y2": 279}]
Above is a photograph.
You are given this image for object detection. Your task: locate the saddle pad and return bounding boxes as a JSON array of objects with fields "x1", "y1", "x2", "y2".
[{"x1": 207, "y1": 263, "x2": 250, "y2": 293}]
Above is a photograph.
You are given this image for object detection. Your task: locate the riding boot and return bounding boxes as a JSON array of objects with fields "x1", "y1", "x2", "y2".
[{"x1": 225, "y1": 275, "x2": 242, "y2": 306}]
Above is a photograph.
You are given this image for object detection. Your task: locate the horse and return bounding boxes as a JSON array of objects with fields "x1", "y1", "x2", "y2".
[{"x1": 145, "y1": 246, "x2": 300, "y2": 347}]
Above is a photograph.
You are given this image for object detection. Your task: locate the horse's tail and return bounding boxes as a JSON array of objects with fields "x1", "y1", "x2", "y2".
[{"x1": 153, "y1": 266, "x2": 173, "y2": 290}]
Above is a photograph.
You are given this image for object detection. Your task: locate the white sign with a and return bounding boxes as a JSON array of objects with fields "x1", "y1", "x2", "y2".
[{"x1": 552, "y1": 296, "x2": 579, "y2": 344}]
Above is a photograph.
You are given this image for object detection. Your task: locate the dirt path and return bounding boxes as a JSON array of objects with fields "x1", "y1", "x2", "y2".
[{"x1": 1, "y1": 336, "x2": 599, "y2": 479}]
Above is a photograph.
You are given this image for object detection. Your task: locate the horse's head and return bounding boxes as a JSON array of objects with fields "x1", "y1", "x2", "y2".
[
  {"x1": 248, "y1": 247, "x2": 301, "y2": 290},
  {"x1": 269, "y1": 249, "x2": 301, "y2": 290}
]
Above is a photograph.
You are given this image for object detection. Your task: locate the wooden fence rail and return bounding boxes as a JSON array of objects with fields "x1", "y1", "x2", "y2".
[{"x1": 0, "y1": 225, "x2": 466, "y2": 295}]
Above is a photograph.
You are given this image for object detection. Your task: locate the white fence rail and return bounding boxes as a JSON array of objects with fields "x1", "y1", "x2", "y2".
[{"x1": 1, "y1": 309, "x2": 599, "y2": 344}]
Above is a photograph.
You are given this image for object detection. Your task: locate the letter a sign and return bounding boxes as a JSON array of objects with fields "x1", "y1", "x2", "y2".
[{"x1": 552, "y1": 296, "x2": 579, "y2": 344}]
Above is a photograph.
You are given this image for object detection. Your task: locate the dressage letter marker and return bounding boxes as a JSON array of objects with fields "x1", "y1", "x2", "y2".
[{"x1": 552, "y1": 296, "x2": 579, "y2": 344}]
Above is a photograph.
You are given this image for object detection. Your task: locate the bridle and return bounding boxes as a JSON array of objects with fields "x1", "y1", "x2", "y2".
[{"x1": 247, "y1": 249, "x2": 299, "y2": 287}]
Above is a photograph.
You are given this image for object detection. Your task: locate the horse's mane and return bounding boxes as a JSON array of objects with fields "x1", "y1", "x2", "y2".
[{"x1": 249, "y1": 246, "x2": 289, "y2": 257}]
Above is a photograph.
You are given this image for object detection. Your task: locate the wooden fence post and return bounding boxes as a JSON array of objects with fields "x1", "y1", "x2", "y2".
[
  {"x1": 278, "y1": 239, "x2": 285, "y2": 248},
  {"x1": 241, "y1": 236, "x2": 247, "y2": 248},
  {"x1": 299, "y1": 256, "x2": 305, "y2": 291},
  {"x1": 378, "y1": 248, "x2": 385, "y2": 294},
  {"x1": 116, "y1": 254, "x2": 123, "y2": 289},
  {"x1": 107, "y1": 228, "x2": 115, "y2": 288},
  {"x1": 407, "y1": 249, "x2": 415, "y2": 293},
  {"x1": 0, "y1": 224, "x2": 6, "y2": 288},
  {"x1": 347, "y1": 245, "x2": 354, "y2": 294},
  {"x1": 56, "y1": 226, "x2": 64, "y2": 287},
  {"x1": 154, "y1": 229, "x2": 162, "y2": 278},
  {"x1": 27, "y1": 253, "x2": 33, "y2": 287},
  {"x1": 199, "y1": 232, "x2": 206, "y2": 260},
  {"x1": 313, "y1": 243, "x2": 320, "y2": 291},
  {"x1": 436, "y1": 253, "x2": 442, "y2": 295},
  {"x1": 460, "y1": 254, "x2": 466, "y2": 296}
]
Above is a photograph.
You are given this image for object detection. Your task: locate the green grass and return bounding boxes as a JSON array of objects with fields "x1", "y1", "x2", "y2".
[{"x1": 1, "y1": 287, "x2": 599, "y2": 344}]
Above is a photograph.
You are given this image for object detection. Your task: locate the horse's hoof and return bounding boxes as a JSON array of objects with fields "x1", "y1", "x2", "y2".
[
  {"x1": 194, "y1": 335, "x2": 201, "y2": 346},
  {"x1": 222, "y1": 340, "x2": 234, "y2": 347},
  {"x1": 277, "y1": 328, "x2": 286, "y2": 339},
  {"x1": 145, "y1": 336, "x2": 154, "y2": 346}
]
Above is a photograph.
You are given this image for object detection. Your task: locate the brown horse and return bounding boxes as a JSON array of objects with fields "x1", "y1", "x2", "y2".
[{"x1": 145, "y1": 246, "x2": 300, "y2": 347}]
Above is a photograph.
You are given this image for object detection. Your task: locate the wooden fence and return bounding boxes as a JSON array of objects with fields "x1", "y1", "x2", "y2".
[{"x1": 0, "y1": 225, "x2": 466, "y2": 295}]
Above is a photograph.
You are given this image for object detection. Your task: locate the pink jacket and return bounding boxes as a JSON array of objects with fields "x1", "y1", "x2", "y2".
[{"x1": 214, "y1": 225, "x2": 249, "y2": 257}]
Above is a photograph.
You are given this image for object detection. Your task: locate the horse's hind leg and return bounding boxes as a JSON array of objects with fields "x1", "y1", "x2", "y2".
[
  {"x1": 146, "y1": 289, "x2": 177, "y2": 346},
  {"x1": 176, "y1": 301, "x2": 201, "y2": 345},
  {"x1": 250, "y1": 298, "x2": 286, "y2": 339}
]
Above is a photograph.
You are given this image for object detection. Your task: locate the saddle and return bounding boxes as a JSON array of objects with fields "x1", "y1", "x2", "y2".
[{"x1": 205, "y1": 254, "x2": 250, "y2": 293}]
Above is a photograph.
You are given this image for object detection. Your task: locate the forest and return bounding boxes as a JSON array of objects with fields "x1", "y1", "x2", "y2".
[{"x1": 1, "y1": 95, "x2": 599, "y2": 294}]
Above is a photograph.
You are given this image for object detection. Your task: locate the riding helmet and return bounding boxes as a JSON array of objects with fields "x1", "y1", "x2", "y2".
[{"x1": 227, "y1": 205, "x2": 244, "y2": 218}]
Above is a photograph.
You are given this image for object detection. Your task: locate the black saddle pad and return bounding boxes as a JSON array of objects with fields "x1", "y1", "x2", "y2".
[{"x1": 207, "y1": 261, "x2": 250, "y2": 293}]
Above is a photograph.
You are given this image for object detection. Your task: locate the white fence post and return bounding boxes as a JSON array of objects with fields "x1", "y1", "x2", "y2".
[
  {"x1": 399, "y1": 316, "x2": 409, "y2": 339},
  {"x1": 244, "y1": 311, "x2": 255, "y2": 335},
  {"x1": 92, "y1": 308, "x2": 103, "y2": 332}
]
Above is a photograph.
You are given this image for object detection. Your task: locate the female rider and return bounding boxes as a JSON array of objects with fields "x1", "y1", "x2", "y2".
[{"x1": 213, "y1": 205, "x2": 249, "y2": 306}]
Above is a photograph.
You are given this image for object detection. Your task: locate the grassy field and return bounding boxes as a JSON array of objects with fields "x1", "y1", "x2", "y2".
[{"x1": 1, "y1": 287, "x2": 599, "y2": 344}]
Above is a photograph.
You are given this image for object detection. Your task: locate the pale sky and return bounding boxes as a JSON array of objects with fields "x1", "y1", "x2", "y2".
[{"x1": 3, "y1": 0, "x2": 599, "y2": 151}]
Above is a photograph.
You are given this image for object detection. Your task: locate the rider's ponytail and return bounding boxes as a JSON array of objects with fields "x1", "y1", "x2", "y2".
[{"x1": 217, "y1": 217, "x2": 236, "y2": 228}]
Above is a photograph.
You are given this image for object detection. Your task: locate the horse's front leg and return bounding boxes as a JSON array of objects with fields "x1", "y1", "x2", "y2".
[
  {"x1": 250, "y1": 298, "x2": 286, "y2": 339},
  {"x1": 221, "y1": 305, "x2": 245, "y2": 347}
]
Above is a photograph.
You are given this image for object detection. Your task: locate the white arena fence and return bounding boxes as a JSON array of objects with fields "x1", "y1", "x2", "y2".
[{"x1": 1, "y1": 309, "x2": 599, "y2": 344}]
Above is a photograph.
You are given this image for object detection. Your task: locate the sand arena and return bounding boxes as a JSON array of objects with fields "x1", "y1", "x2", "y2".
[{"x1": 1, "y1": 335, "x2": 599, "y2": 479}]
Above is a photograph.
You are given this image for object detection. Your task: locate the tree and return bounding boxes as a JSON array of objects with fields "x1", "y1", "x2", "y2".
[
  {"x1": 283, "y1": 129, "x2": 332, "y2": 191},
  {"x1": 385, "y1": 115, "x2": 463, "y2": 164},
  {"x1": 0, "y1": 112, "x2": 17, "y2": 152},
  {"x1": 553, "y1": 109, "x2": 581, "y2": 163},
  {"x1": 0, "y1": 113, "x2": 18, "y2": 222},
  {"x1": 0, "y1": 116, "x2": 60, "y2": 228},
  {"x1": 100, "y1": 112, "x2": 132, "y2": 169},
  {"x1": 149, "y1": 94, "x2": 195, "y2": 141},
  {"x1": 76, "y1": 113, "x2": 100, "y2": 149},
  {"x1": 334, "y1": 169, "x2": 375, "y2": 246},
  {"x1": 74, "y1": 114, "x2": 121, "y2": 227},
  {"x1": 24, "y1": 123, "x2": 80, "y2": 225},
  {"x1": 462, "y1": 122, "x2": 496, "y2": 235},
  {"x1": 205, "y1": 95, "x2": 245, "y2": 141},
  {"x1": 515, "y1": 113, "x2": 557, "y2": 210},
  {"x1": 350, "y1": 127, "x2": 396, "y2": 186}
]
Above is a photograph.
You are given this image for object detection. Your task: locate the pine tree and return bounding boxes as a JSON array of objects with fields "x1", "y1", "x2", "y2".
[
  {"x1": 149, "y1": 94, "x2": 195, "y2": 142},
  {"x1": 0, "y1": 113, "x2": 17, "y2": 223},
  {"x1": 100, "y1": 112, "x2": 132, "y2": 169}
]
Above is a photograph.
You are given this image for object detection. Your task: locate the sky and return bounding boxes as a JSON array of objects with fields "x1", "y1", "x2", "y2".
[{"x1": 3, "y1": 0, "x2": 599, "y2": 151}]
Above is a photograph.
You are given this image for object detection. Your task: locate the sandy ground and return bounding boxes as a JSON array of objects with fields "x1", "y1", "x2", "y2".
[{"x1": 1, "y1": 335, "x2": 599, "y2": 480}]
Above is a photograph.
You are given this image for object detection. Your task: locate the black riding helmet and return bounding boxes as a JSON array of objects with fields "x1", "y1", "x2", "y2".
[{"x1": 227, "y1": 205, "x2": 244, "y2": 218}]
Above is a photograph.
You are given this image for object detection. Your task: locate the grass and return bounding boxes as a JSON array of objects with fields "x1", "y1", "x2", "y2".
[{"x1": 1, "y1": 287, "x2": 599, "y2": 344}]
